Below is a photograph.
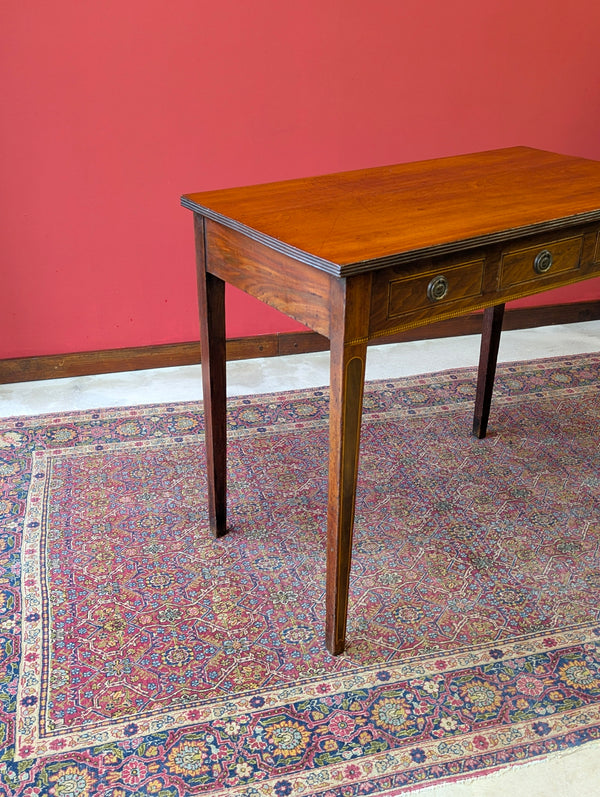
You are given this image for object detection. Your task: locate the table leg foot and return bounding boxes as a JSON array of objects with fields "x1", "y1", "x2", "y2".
[{"x1": 210, "y1": 514, "x2": 229, "y2": 539}]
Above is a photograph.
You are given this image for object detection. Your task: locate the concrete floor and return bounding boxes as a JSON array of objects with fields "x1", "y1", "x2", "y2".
[{"x1": 1, "y1": 321, "x2": 600, "y2": 794}]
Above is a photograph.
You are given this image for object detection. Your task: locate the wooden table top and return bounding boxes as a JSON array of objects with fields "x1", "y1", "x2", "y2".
[{"x1": 181, "y1": 147, "x2": 600, "y2": 277}]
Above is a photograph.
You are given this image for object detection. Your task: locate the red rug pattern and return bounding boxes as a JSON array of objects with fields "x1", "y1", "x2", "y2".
[{"x1": 1, "y1": 353, "x2": 599, "y2": 795}]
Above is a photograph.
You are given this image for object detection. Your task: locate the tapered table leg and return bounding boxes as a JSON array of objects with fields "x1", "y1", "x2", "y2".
[
  {"x1": 195, "y1": 215, "x2": 228, "y2": 537},
  {"x1": 473, "y1": 303, "x2": 505, "y2": 439},
  {"x1": 325, "y1": 277, "x2": 370, "y2": 655}
]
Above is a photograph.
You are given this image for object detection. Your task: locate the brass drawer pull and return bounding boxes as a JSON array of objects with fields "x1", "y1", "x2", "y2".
[
  {"x1": 427, "y1": 275, "x2": 449, "y2": 302},
  {"x1": 533, "y1": 249, "x2": 553, "y2": 274}
]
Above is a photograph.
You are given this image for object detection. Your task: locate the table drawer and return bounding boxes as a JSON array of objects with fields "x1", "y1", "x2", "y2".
[
  {"x1": 386, "y1": 257, "x2": 485, "y2": 319},
  {"x1": 369, "y1": 254, "x2": 486, "y2": 336},
  {"x1": 499, "y1": 234, "x2": 584, "y2": 290}
]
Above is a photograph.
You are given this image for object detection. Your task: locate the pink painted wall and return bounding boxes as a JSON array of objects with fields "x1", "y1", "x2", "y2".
[{"x1": 2, "y1": 0, "x2": 600, "y2": 359}]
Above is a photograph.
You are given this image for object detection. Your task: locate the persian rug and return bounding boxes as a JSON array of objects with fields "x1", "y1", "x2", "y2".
[{"x1": 0, "y1": 353, "x2": 599, "y2": 797}]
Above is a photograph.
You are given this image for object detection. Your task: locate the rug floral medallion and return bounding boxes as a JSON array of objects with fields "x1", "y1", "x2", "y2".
[{"x1": 1, "y1": 353, "x2": 600, "y2": 796}]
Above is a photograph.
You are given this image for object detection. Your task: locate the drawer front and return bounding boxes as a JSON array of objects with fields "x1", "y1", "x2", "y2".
[
  {"x1": 369, "y1": 255, "x2": 486, "y2": 336},
  {"x1": 386, "y1": 258, "x2": 485, "y2": 319},
  {"x1": 499, "y1": 235, "x2": 583, "y2": 290},
  {"x1": 595, "y1": 231, "x2": 600, "y2": 264}
]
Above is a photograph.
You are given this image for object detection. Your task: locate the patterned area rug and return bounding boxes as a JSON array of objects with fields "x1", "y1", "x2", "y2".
[{"x1": 1, "y1": 353, "x2": 600, "y2": 796}]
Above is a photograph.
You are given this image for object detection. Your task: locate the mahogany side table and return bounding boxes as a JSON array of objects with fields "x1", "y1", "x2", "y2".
[{"x1": 182, "y1": 147, "x2": 600, "y2": 654}]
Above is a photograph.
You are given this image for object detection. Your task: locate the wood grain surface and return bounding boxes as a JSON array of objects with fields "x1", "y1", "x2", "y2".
[{"x1": 182, "y1": 147, "x2": 600, "y2": 275}]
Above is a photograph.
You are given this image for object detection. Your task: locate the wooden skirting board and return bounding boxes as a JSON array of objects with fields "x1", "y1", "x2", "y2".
[{"x1": 2, "y1": 301, "x2": 600, "y2": 385}]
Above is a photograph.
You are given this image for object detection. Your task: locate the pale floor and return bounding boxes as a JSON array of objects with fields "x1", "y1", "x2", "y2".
[{"x1": 1, "y1": 321, "x2": 600, "y2": 795}]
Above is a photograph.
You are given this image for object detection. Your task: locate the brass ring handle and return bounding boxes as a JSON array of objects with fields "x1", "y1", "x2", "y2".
[
  {"x1": 533, "y1": 249, "x2": 553, "y2": 274},
  {"x1": 427, "y1": 275, "x2": 449, "y2": 302}
]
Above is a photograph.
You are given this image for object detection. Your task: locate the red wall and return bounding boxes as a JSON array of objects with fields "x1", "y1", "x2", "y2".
[{"x1": 2, "y1": 0, "x2": 600, "y2": 359}]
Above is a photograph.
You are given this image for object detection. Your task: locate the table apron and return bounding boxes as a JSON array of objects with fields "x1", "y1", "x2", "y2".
[
  {"x1": 202, "y1": 216, "x2": 600, "y2": 344},
  {"x1": 203, "y1": 217, "x2": 334, "y2": 339}
]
